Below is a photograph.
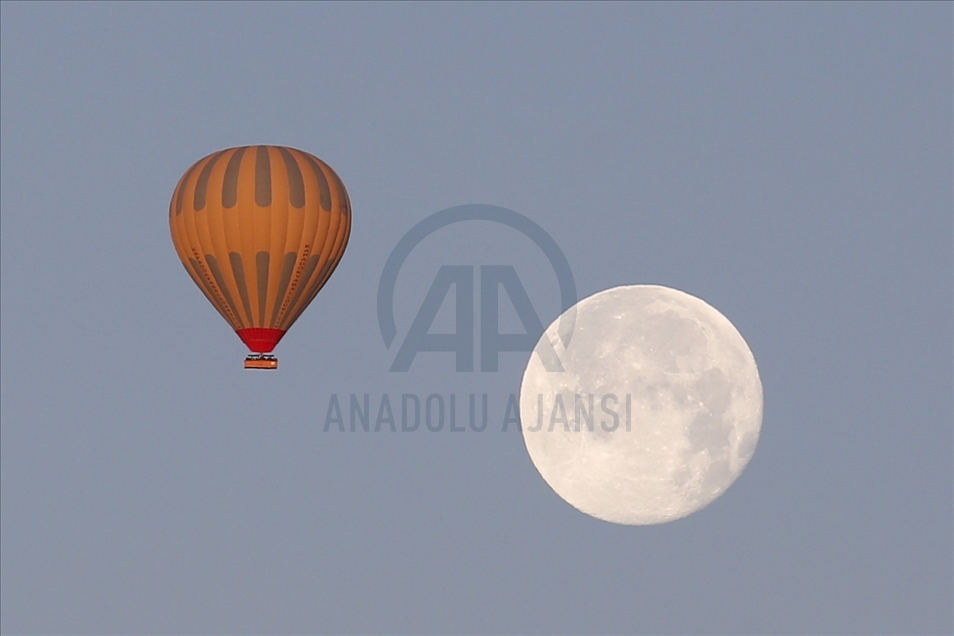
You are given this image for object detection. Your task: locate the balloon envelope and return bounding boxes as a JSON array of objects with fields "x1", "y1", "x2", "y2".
[{"x1": 169, "y1": 146, "x2": 351, "y2": 353}]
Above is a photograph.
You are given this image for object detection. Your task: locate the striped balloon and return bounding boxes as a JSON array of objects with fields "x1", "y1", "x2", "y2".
[{"x1": 169, "y1": 146, "x2": 351, "y2": 355}]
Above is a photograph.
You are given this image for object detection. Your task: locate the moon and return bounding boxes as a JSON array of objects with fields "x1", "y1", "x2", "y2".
[{"x1": 519, "y1": 285, "x2": 763, "y2": 525}]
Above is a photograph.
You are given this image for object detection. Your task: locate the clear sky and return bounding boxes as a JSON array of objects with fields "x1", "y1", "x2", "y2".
[{"x1": 1, "y1": 3, "x2": 951, "y2": 634}]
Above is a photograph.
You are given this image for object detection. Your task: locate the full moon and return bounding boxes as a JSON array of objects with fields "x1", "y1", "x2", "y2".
[{"x1": 519, "y1": 285, "x2": 763, "y2": 525}]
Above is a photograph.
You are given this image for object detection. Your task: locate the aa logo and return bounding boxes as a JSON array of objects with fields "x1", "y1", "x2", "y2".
[{"x1": 377, "y1": 204, "x2": 576, "y2": 372}]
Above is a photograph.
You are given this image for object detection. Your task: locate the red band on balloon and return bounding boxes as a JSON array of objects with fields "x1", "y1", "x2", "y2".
[{"x1": 236, "y1": 328, "x2": 286, "y2": 353}]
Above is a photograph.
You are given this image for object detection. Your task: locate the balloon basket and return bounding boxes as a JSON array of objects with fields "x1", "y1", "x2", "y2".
[{"x1": 244, "y1": 354, "x2": 278, "y2": 370}]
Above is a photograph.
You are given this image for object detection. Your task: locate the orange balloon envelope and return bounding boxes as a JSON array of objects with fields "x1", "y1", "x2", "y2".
[{"x1": 169, "y1": 146, "x2": 351, "y2": 367}]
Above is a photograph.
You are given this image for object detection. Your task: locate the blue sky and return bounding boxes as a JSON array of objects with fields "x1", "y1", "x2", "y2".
[{"x1": 1, "y1": 3, "x2": 951, "y2": 634}]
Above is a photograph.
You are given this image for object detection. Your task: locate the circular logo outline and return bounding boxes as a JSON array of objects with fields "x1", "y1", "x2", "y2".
[{"x1": 377, "y1": 204, "x2": 576, "y2": 354}]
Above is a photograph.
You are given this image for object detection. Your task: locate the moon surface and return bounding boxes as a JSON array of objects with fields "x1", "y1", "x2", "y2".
[{"x1": 519, "y1": 285, "x2": 763, "y2": 525}]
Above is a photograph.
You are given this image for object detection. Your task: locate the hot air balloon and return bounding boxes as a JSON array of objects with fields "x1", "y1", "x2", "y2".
[{"x1": 169, "y1": 146, "x2": 351, "y2": 369}]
